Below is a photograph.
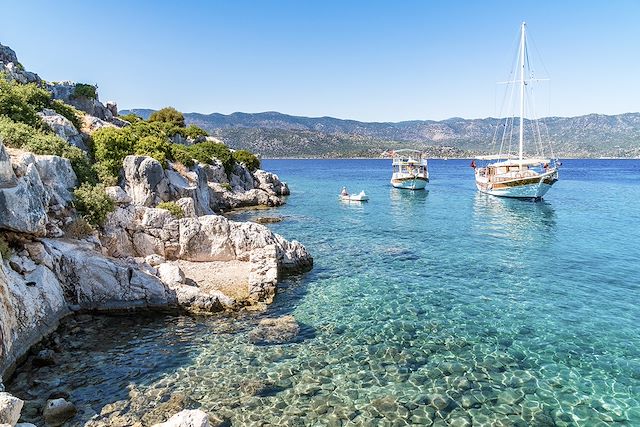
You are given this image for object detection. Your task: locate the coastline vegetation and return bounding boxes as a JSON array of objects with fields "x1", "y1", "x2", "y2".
[
  {"x1": 0, "y1": 75, "x2": 263, "y2": 227},
  {"x1": 73, "y1": 183, "x2": 115, "y2": 226},
  {"x1": 156, "y1": 201, "x2": 184, "y2": 218}
]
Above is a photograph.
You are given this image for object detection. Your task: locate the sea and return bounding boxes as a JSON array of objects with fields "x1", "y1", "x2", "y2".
[{"x1": 9, "y1": 159, "x2": 640, "y2": 426}]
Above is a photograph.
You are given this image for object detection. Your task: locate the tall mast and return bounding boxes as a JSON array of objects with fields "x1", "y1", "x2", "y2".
[{"x1": 519, "y1": 22, "x2": 526, "y2": 165}]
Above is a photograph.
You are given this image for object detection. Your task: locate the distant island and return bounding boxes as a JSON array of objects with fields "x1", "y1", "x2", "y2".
[{"x1": 121, "y1": 109, "x2": 640, "y2": 159}]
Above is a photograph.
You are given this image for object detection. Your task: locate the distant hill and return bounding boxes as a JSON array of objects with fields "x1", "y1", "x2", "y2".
[{"x1": 121, "y1": 109, "x2": 640, "y2": 158}]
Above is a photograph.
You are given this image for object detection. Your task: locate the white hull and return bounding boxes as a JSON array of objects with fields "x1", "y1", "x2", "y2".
[
  {"x1": 390, "y1": 178, "x2": 428, "y2": 190},
  {"x1": 476, "y1": 180, "x2": 553, "y2": 199}
]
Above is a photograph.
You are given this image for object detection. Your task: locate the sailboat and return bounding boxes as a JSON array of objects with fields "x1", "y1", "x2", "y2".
[{"x1": 472, "y1": 22, "x2": 559, "y2": 200}]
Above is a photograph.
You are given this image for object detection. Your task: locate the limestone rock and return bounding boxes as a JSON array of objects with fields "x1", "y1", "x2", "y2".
[
  {"x1": 43, "y1": 239, "x2": 171, "y2": 310},
  {"x1": 123, "y1": 156, "x2": 170, "y2": 206},
  {"x1": 83, "y1": 115, "x2": 116, "y2": 132},
  {"x1": 37, "y1": 109, "x2": 86, "y2": 151},
  {"x1": 47, "y1": 81, "x2": 113, "y2": 121},
  {"x1": 105, "y1": 101, "x2": 118, "y2": 117},
  {"x1": 0, "y1": 43, "x2": 41, "y2": 84},
  {"x1": 157, "y1": 263, "x2": 185, "y2": 287},
  {"x1": 254, "y1": 169, "x2": 290, "y2": 196},
  {"x1": 43, "y1": 398, "x2": 76, "y2": 426},
  {"x1": 145, "y1": 254, "x2": 166, "y2": 267},
  {"x1": 176, "y1": 197, "x2": 196, "y2": 218},
  {"x1": 248, "y1": 245, "x2": 279, "y2": 304},
  {"x1": 152, "y1": 409, "x2": 210, "y2": 427},
  {"x1": 248, "y1": 315, "x2": 300, "y2": 345},
  {"x1": 170, "y1": 283, "x2": 235, "y2": 313},
  {"x1": 0, "y1": 161, "x2": 49, "y2": 235},
  {"x1": 0, "y1": 392, "x2": 23, "y2": 425},
  {"x1": 105, "y1": 186, "x2": 132, "y2": 205},
  {"x1": 0, "y1": 142, "x2": 17, "y2": 188}
]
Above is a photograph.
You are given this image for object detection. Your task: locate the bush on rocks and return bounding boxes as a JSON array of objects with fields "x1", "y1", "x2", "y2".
[
  {"x1": 170, "y1": 144, "x2": 195, "y2": 167},
  {"x1": 156, "y1": 202, "x2": 184, "y2": 219},
  {"x1": 119, "y1": 113, "x2": 142, "y2": 124},
  {"x1": 232, "y1": 149, "x2": 260, "y2": 171},
  {"x1": 134, "y1": 135, "x2": 172, "y2": 167},
  {"x1": 174, "y1": 124, "x2": 208, "y2": 139},
  {"x1": 72, "y1": 83, "x2": 97, "y2": 99},
  {"x1": 0, "y1": 76, "x2": 50, "y2": 128},
  {"x1": 190, "y1": 141, "x2": 234, "y2": 174},
  {"x1": 149, "y1": 106, "x2": 185, "y2": 128},
  {"x1": 63, "y1": 217, "x2": 94, "y2": 239},
  {"x1": 50, "y1": 99, "x2": 83, "y2": 131},
  {"x1": 0, "y1": 116, "x2": 96, "y2": 184},
  {"x1": 73, "y1": 183, "x2": 115, "y2": 226}
]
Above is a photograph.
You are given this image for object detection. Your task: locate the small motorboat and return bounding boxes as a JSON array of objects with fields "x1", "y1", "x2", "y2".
[{"x1": 339, "y1": 188, "x2": 369, "y2": 202}]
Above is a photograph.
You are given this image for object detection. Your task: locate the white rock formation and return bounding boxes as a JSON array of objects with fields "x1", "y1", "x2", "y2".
[
  {"x1": 42, "y1": 398, "x2": 76, "y2": 426},
  {"x1": 0, "y1": 392, "x2": 23, "y2": 425},
  {"x1": 37, "y1": 109, "x2": 86, "y2": 151},
  {"x1": 0, "y1": 146, "x2": 76, "y2": 237},
  {"x1": 120, "y1": 155, "x2": 289, "y2": 214},
  {"x1": 0, "y1": 43, "x2": 41, "y2": 84},
  {"x1": 152, "y1": 409, "x2": 210, "y2": 427}
]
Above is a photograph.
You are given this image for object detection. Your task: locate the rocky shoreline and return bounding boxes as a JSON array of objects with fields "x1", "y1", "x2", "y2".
[{"x1": 1, "y1": 42, "x2": 312, "y2": 426}]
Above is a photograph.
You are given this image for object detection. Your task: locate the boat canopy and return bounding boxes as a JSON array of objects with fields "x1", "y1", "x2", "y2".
[{"x1": 491, "y1": 158, "x2": 550, "y2": 167}]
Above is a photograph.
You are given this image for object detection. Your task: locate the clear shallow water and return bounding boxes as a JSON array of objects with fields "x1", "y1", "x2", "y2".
[{"x1": 9, "y1": 159, "x2": 640, "y2": 426}]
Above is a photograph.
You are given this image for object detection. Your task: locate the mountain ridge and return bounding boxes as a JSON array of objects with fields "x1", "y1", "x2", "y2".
[{"x1": 120, "y1": 109, "x2": 640, "y2": 158}]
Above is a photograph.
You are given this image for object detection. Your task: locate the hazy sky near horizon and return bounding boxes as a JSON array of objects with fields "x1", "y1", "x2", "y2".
[{"x1": 2, "y1": 0, "x2": 638, "y2": 122}]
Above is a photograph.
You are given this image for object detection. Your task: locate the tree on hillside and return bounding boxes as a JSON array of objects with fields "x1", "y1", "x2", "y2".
[{"x1": 148, "y1": 107, "x2": 185, "y2": 128}]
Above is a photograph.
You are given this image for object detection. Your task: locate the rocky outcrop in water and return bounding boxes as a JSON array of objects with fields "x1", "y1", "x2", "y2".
[
  {"x1": 122, "y1": 155, "x2": 289, "y2": 214},
  {"x1": 0, "y1": 141, "x2": 312, "y2": 383}
]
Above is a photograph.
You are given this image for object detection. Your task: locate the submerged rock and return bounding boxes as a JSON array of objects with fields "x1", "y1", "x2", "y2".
[
  {"x1": 253, "y1": 216, "x2": 284, "y2": 224},
  {"x1": 248, "y1": 315, "x2": 300, "y2": 345},
  {"x1": 32, "y1": 348, "x2": 57, "y2": 367},
  {"x1": 43, "y1": 398, "x2": 76, "y2": 426},
  {"x1": 152, "y1": 409, "x2": 210, "y2": 427}
]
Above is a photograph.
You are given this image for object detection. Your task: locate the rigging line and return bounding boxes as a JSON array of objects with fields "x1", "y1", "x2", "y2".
[
  {"x1": 526, "y1": 83, "x2": 545, "y2": 158},
  {"x1": 527, "y1": 30, "x2": 552, "y2": 82},
  {"x1": 494, "y1": 26, "x2": 524, "y2": 155}
]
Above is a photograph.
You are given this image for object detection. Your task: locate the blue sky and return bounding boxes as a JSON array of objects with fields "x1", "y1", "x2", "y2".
[{"x1": 2, "y1": 0, "x2": 638, "y2": 121}]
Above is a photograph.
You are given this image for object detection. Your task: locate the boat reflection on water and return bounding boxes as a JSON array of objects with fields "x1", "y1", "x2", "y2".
[
  {"x1": 472, "y1": 192, "x2": 556, "y2": 243},
  {"x1": 389, "y1": 187, "x2": 429, "y2": 214}
]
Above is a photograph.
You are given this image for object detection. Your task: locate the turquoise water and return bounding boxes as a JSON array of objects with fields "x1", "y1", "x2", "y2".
[{"x1": 9, "y1": 159, "x2": 640, "y2": 426}]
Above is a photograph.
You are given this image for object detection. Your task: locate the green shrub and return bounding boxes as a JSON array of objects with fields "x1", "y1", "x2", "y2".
[
  {"x1": 92, "y1": 161, "x2": 120, "y2": 186},
  {"x1": 232, "y1": 149, "x2": 260, "y2": 171},
  {"x1": 189, "y1": 141, "x2": 234, "y2": 174},
  {"x1": 149, "y1": 107, "x2": 185, "y2": 128},
  {"x1": 134, "y1": 135, "x2": 172, "y2": 167},
  {"x1": 156, "y1": 202, "x2": 184, "y2": 218},
  {"x1": 51, "y1": 99, "x2": 83, "y2": 131},
  {"x1": 73, "y1": 83, "x2": 97, "y2": 99},
  {"x1": 0, "y1": 116, "x2": 96, "y2": 184},
  {"x1": 73, "y1": 183, "x2": 115, "y2": 226},
  {"x1": 119, "y1": 113, "x2": 142, "y2": 124},
  {"x1": 0, "y1": 235, "x2": 11, "y2": 260},
  {"x1": 170, "y1": 144, "x2": 195, "y2": 167},
  {"x1": 174, "y1": 124, "x2": 208, "y2": 139},
  {"x1": 221, "y1": 182, "x2": 232, "y2": 192},
  {"x1": 92, "y1": 127, "x2": 136, "y2": 178},
  {"x1": 0, "y1": 77, "x2": 49, "y2": 128}
]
